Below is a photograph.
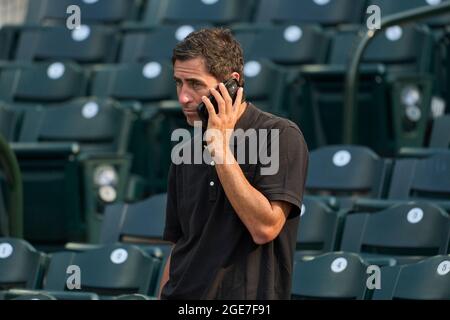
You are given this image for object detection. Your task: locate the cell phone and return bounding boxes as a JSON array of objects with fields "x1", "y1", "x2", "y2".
[{"x1": 197, "y1": 78, "x2": 243, "y2": 127}]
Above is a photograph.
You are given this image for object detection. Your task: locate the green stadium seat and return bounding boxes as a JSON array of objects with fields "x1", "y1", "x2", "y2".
[
  {"x1": 91, "y1": 61, "x2": 175, "y2": 102},
  {"x1": 0, "y1": 62, "x2": 88, "y2": 104},
  {"x1": 0, "y1": 238, "x2": 48, "y2": 290},
  {"x1": 13, "y1": 25, "x2": 120, "y2": 64},
  {"x1": 142, "y1": 0, "x2": 256, "y2": 26},
  {"x1": 368, "y1": 0, "x2": 450, "y2": 28},
  {"x1": 399, "y1": 114, "x2": 450, "y2": 157},
  {"x1": 114, "y1": 293, "x2": 154, "y2": 300},
  {"x1": 233, "y1": 24, "x2": 330, "y2": 66},
  {"x1": 372, "y1": 255, "x2": 450, "y2": 300},
  {"x1": 305, "y1": 145, "x2": 392, "y2": 209},
  {"x1": 388, "y1": 152, "x2": 450, "y2": 202},
  {"x1": 0, "y1": 186, "x2": 7, "y2": 237},
  {"x1": 9, "y1": 98, "x2": 133, "y2": 246},
  {"x1": 120, "y1": 25, "x2": 208, "y2": 63},
  {"x1": 25, "y1": 0, "x2": 143, "y2": 26},
  {"x1": 0, "y1": 104, "x2": 21, "y2": 142},
  {"x1": 2, "y1": 289, "x2": 99, "y2": 300},
  {"x1": 255, "y1": 0, "x2": 365, "y2": 26},
  {"x1": 91, "y1": 60, "x2": 177, "y2": 199},
  {"x1": 340, "y1": 202, "x2": 450, "y2": 265},
  {"x1": 100, "y1": 193, "x2": 171, "y2": 294},
  {"x1": 43, "y1": 244, "x2": 161, "y2": 298},
  {"x1": 292, "y1": 25, "x2": 434, "y2": 154},
  {"x1": 291, "y1": 252, "x2": 369, "y2": 299},
  {"x1": 429, "y1": 114, "x2": 450, "y2": 148},
  {"x1": 296, "y1": 197, "x2": 345, "y2": 259}
]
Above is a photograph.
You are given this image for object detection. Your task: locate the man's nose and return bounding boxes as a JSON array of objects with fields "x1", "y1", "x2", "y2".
[{"x1": 178, "y1": 88, "x2": 193, "y2": 105}]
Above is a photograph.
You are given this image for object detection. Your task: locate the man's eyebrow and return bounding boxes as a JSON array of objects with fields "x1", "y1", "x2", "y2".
[{"x1": 173, "y1": 76, "x2": 206, "y2": 85}]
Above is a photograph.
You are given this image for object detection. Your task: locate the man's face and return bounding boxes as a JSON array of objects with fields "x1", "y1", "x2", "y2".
[{"x1": 173, "y1": 58, "x2": 220, "y2": 126}]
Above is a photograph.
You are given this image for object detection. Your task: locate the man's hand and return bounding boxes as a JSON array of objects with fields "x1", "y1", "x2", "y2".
[{"x1": 201, "y1": 82, "x2": 245, "y2": 164}]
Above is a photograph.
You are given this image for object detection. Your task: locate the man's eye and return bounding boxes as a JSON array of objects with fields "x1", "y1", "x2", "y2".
[
  {"x1": 192, "y1": 82, "x2": 204, "y2": 90},
  {"x1": 175, "y1": 80, "x2": 182, "y2": 87}
]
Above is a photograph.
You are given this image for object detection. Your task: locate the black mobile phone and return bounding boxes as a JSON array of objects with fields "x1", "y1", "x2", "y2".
[{"x1": 197, "y1": 78, "x2": 243, "y2": 127}]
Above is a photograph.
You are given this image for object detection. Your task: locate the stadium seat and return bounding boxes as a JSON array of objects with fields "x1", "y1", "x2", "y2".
[
  {"x1": 305, "y1": 145, "x2": 392, "y2": 208},
  {"x1": 12, "y1": 25, "x2": 120, "y2": 64},
  {"x1": 233, "y1": 24, "x2": 330, "y2": 66},
  {"x1": 99, "y1": 193, "x2": 170, "y2": 294},
  {"x1": 241, "y1": 59, "x2": 289, "y2": 115},
  {"x1": 291, "y1": 252, "x2": 370, "y2": 299},
  {"x1": 368, "y1": 0, "x2": 450, "y2": 28},
  {"x1": 91, "y1": 61, "x2": 175, "y2": 103},
  {"x1": 0, "y1": 238, "x2": 48, "y2": 290},
  {"x1": 43, "y1": 244, "x2": 161, "y2": 298},
  {"x1": 9, "y1": 98, "x2": 133, "y2": 246},
  {"x1": 0, "y1": 186, "x2": 7, "y2": 237},
  {"x1": 291, "y1": 24, "x2": 434, "y2": 153},
  {"x1": 388, "y1": 152, "x2": 450, "y2": 202},
  {"x1": 254, "y1": 0, "x2": 365, "y2": 26},
  {"x1": 25, "y1": 0, "x2": 142, "y2": 26},
  {"x1": 0, "y1": 104, "x2": 21, "y2": 142},
  {"x1": 398, "y1": 114, "x2": 450, "y2": 157},
  {"x1": 142, "y1": 0, "x2": 256, "y2": 26},
  {"x1": 429, "y1": 114, "x2": 450, "y2": 148},
  {"x1": 372, "y1": 255, "x2": 450, "y2": 300},
  {"x1": 340, "y1": 202, "x2": 450, "y2": 265},
  {"x1": 0, "y1": 62, "x2": 88, "y2": 104},
  {"x1": 1, "y1": 289, "x2": 99, "y2": 300},
  {"x1": 114, "y1": 293, "x2": 154, "y2": 300},
  {"x1": 120, "y1": 25, "x2": 208, "y2": 63},
  {"x1": 296, "y1": 197, "x2": 344, "y2": 258}
]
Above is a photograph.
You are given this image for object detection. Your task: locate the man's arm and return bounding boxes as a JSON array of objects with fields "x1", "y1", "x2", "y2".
[
  {"x1": 215, "y1": 159, "x2": 292, "y2": 245},
  {"x1": 158, "y1": 247, "x2": 172, "y2": 299},
  {"x1": 202, "y1": 84, "x2": 296, "y2": 245}
]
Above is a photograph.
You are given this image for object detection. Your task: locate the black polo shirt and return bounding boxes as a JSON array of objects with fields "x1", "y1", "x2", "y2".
[{"x1": 161, "y1": 103, "x2": 309, "y2": 300}]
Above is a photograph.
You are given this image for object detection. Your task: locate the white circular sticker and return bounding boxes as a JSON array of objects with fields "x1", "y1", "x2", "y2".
[
  {"x1": 405, "y1": 105, "x2": 422, "y2": 122},
  {"x1": 175, "y1": 25, "x2": 195, "y2": 41},
  {"x1": 244, "y1": 61, "x2": 262, "y2": 78},
  {"x1": 110, "y1": 248, "x2": 128, "y2": 264},
  {"x1": 142, "y1": 62, "x2": 162, "y2": 79},
  {"x1": 313, "y1": 0, "x2": 331, "y2": 5},
  {"x1": 332, "y1": 150, "x2": 351, "y2": 167},
  {"x1": 331, "y1": 257, "x2": 348, "y2": 273},
  {"x1": 82, "y1": 101, "x2": 99, "y2": 119},
  {"x1": 426, "y1": 0, "x2": 441, "y2": 5},
  {"x1": 385, "y1": 26, "x2": 403, "y2": 41},
  {"x1": 284, "y1": 25, "x2": 303, "y2": 43},
  {"x1": 72, "y1": 25, "x2": 91, "y2": 42},
  {"x1": 83, "y1": 0, "x2": 99, "y2": 4},
  {"x1": 99, "y1": 186, "x2": 117, "y2": 203},
  {"x1": 300, "y1": 204, "x2": 306, "y2": 217},
  {"x1": 47, "y1": 62, "x2": 65, "y2": 79},
  {"x1": 0, "y1": 243, "x2": 13, "y2": 259},
  {"x1": 437, "y1": 261, "x2": 450, "y2": 276},
  {"x1": 201, "y1": 0, "x2": 219, "y2": 5},
  {"x1": 407, "y1": 208, "x2": 424, "y2": 224}
]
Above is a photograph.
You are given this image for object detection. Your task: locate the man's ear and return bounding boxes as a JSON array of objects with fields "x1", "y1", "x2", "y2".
[{"x1": 231, "y1": 72, "x2": 240, "y2": 82}]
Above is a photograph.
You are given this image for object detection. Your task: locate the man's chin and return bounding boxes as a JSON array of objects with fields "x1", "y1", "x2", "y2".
[{"x1": 186, "y1": 115, "x2": 202, "y2": 127}]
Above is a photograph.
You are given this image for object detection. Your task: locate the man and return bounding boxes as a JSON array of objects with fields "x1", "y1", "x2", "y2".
[{"x1": 159, "y1": 28, "x2": 308, "y2": 299}]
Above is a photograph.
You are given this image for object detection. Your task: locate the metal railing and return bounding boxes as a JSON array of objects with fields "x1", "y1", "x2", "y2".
[{"x1": 343, "y1": 1, "x2": 450, "y2": 143}]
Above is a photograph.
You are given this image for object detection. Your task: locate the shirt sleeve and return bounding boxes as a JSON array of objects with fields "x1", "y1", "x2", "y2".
[
  {"x1": 253, "y1": 124, "x2": 309, "y2": 217},
  {"x1": 163, "y1": 163, "x2": 182, "y2": 243}
]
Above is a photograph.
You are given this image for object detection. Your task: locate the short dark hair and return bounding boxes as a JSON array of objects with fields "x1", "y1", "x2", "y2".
[{"x1": 172, "y1": 28, "x2": 245, "y2": 86}]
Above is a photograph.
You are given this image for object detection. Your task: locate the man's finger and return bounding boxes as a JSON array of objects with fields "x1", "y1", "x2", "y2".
[
  {"x1": 233, "y1": 87, "x2": 244, "y2": 116},
  {"x1": 219, "y1": 82, "x2": 233, "y2": 115},
  {"x1": 210, "y1": 88, "x2": 226, "y2": 115},
  {"x1": 202, "y1": 96, "x2": 218, "y2": 121}
]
